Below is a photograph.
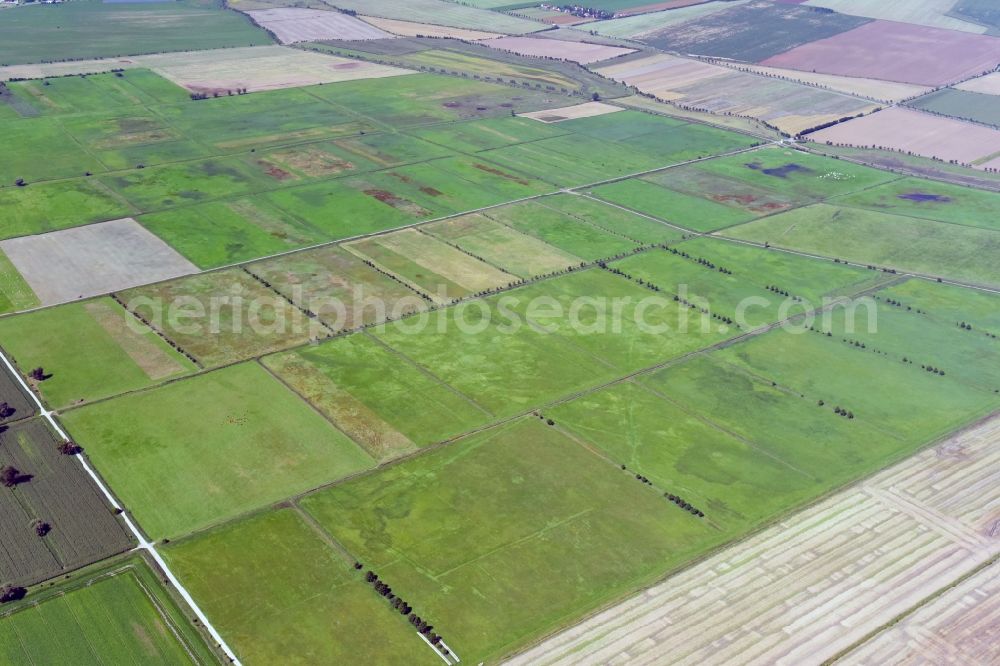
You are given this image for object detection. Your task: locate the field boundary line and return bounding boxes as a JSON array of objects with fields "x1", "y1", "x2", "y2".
[{"x1": 0, "y1": 346, "x2": 243, "y2": 666}]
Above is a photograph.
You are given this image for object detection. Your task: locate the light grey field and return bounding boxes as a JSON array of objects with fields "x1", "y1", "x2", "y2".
[
  {"x1": 246, "y1": 8, "x2": 397, "y2": 43},
  {"x1": 0, "y1": 218, "x2": 198, "y2": 306}
]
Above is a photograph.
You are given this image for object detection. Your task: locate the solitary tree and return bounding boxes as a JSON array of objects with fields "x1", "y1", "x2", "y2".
[
  {"x1": 0, "y1": 585, "x2": 26, "y2": 603},
  {"x1": 0, "y1": 465, "x2": 25, "y2": 487}
]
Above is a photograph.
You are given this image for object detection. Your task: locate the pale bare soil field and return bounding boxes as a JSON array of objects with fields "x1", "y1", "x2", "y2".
[
  {"x1": 811, "y1": 107, "x2": 1000, "y2": 168},
  {"x1": 717, "y1": 62, "x2": 931, "y2": 104},
  {"x1": 763, "y1": 21, "x2": 1000, "y2": 87},
  {"x1": 841, "y1": 561, "x2": 999, "y2": 665},
  {"x1": 0, "y1": 218, "x2": 198, "y2": 306},
  {"x1": 0, "y1": 46, "x2": 412, "y2": 91},
  {"x1": 360, "y1": 16, "x2": 503, "y2": 40},
  {"x1": 246, "y1": 8, "x2": 396, "y2": 43},
  {"x1": 506, "y1": 416, "x2": 1000, "y2": 666},
  {"x1": 476, "y1": 36, "x2": 635, "y2": 65},
  {"x1": 596, "y1": 53, "x2": 877, "y2": 135},
  {"x1": 956, "y1": 72, "x2": 1000, "y2": 96},
  {"x1": 520, "y1": 101, "x2": 624, "y2": 122}
]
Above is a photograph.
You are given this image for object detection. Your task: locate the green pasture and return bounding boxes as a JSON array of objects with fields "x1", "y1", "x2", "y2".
[
  {"x1": 61, "y1": 362, "x2": 374, "y2": 539},
  {"x1": 406, "y1": 116, "x2": 570, "y2": 154},
  {"x1": 0, "y1": 0, "x2": 271, "y2": 66},
  {"x1": 833, "y1": 176, "x2": 1000, "y2": 231},
  {"x1": 541, "y1": 193, "x2": 683, "y2": 245},
  {"x1": 591, "y1": 178, "x2": 757, "y2": 232},
  {"x1": 0, "y1": 298, "x2": 195, "y2": 409},
  {"x1": 548, "y1": 381, "x2": 817, "y2": 532},
  {"x1": 0, "y1": 563, "x2": 213, "y2": 665},
  {"x1": 0, "y1": 179, "x2": 131, "y2": 240},
  {"x1": 300, "y1": 417, "x2": 719, "y2": 663},
  {"x1": 6, "y1": 71, "x2": 173, "y2": 116},
  {"x1": 2, "y1": 117, "x2": 102, "y2": 183},
  {"x1": 503, "y1": 268, "x2": 733, "y2": 372},
  {"x1": 880, "y1": 278, "x2": 1000, "y2": 333},
  {"x1": 139, "y1": 197, "x2": 327, "y2": 269},
  {"x1": 264, "y1": 333, "x2": 491, "y2": 460},
  {"x1": 122, "y1": 269, "x2": 319, "y2": 367},
  {"x1": 163, "y1": 508, "x2": 437, "y2": 665},
  {"x1": 371, "y1": 290, "x2": 624, "y2": 417},
  {"x1": 721, "y1": 203, "x2": 1000, "y2": 288},
  {"x1": 672, "y1": 236, "x2": 886, "y2": 302},
  {"x1": 59, "y1": 111, "x2": 210, "y2": 172},
  {"x1": 484, "y1": 199, "x2": 641, "y2": 260},
  {"x1": 0, "y1": 249, "x2": 37, "y2": 314},
  {"x1": 716, "y1": 328, "x2": 1000, "y2": 449}
]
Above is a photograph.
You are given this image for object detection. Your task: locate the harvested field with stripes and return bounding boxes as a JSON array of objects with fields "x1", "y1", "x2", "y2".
[
  {"x1": 596, "y1": 54, "x2": 877, "y2": 135},
  {"x1": 246, "y1": 8, "x2": 396, "y2": 43},
  {"x1": 843, "y1": 560, "x2": 1000, "y2": 664},
  {"x1": 519, "y1": 101, "x2": 624, "y2": 123},
  {"x1": 477, "y1": 36, "x2": 635, "y2": 65},
  {"x1": 716, "y1": 62, "x2": 931, "y2": 103},
  {"x1": 507, "y1": 415, "x2": 1000, "y2": 665},
  {"x1": 810, "y1": 107, "x2": 1000, "y2": 169},
  {"x1": 360, "y1": 16, "x2": 503, "y2": 40}
]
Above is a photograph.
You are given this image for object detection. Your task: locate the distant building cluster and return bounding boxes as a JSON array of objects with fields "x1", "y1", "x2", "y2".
[{"x1": 540, "y1": 3, "x2": 617, "y2": 21}]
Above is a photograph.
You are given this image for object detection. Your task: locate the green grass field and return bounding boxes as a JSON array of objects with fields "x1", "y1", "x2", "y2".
[
  {"x1": 300, "y1": 417, "x2": 721, "y2": 662},
  {"x1": 0, "y1": 561, "x2": 215, "y2": 665},
  {"x1": 0, "y1": 298, "x2": 196, "y2": 409},
  {"x1": 539, "y1": 193, "x2": 684, "y2": 245},
  {"x1": 721, "y1": 203, "x2": 1000, "y2": 288},
  {"x1": 590, "y1": 178, "x2": 758, "y2": 232},
  {"x1": 61, "y1": 362, "x2": 374, "y2": 539},
  {"x1": 163, "y1": 508, "x2": 437, "y2": 665},
  {"x1": 832, "y1": 176, "x2": 1000, "y2": 231},
  {"x1": 264, "y1": 333, "x2": 491, "y2": 460},
  {"x1": 0, "y1": 249, "x2": 38, "y2": 313},
  {"x1": 0, "y1": 0, "x2": 271, "y2": 66},
  {"x1": 0, "y1": 179, "x2": 132, "y2": 240}
]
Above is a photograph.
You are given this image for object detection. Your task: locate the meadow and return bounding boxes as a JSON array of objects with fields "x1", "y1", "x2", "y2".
[
  {"x1": 60, "y1": 363, "x2": 374, "y2": 540},
  {"x1": 163, "y1": 508, "x2": 439, "y2": 665},
  {"x1": 0, "y1": 0, "x2": 271, "y2": 66},
  {"x1": 0, "y1": 561, "x2": 215, "y2": 665},
  {"x1": 299, "y1": 418, "x2": 722, "y2": 662},
  {"x1": 721, "y1": 203, "x2": 1000, "y2": 288},
  {"x1": 908, "y1": 87, "x2": 1000, "y2": 128},
  {"x1": 0, "y1": 298, "x2": 196, "y2": 409}
]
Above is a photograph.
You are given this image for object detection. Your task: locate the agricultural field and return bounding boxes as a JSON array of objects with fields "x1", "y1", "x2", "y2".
[
  {"x1": 595, "y1": 54, "x2": 879, "y2": 135},
  {"x1": 0, "y1": 297, "x2": 196, "y2": 409},
  {"x1": 247, "y1": 0, "x2": 543, "y2": 34},
  {"x1": 0, "y1": 419, "x2": 133, "y2": 587},
  {"x1": 589, "y1": 145, "x2": 898, "y2": 231},
  {"x1": 246, "y1": 244, "x2": 428, "y2": 332},
  {"x1": 639, "y1": 0, "x2": 871, "y2": 62},
  {"x1": 298, "y1": 417, "x2": 723, "y2": 662},
  {"x1": 0, "y1": 0, "x2": 272, "y2": 66},
  {"x1": 120, "y1": 269, "x2": 322, "y2": 368},
  {"x1": 423, "y1": 213, "x2": 583, "y2": 278},
  {"x1": 510, "y1": 413, "x2": 1000, "y2": 665},
  {"x1": 477, "y1": 36, "x2": 635, "y2": 65},
  {"x1": 589, "y1": 0, "x2": 752, "y2": 39},
  {"x1": 956, "y1": 71, "x2": 1000, "y2": 94},
  {"x1": 762, "y1": 20, "x2": 1000, "y2": 86},
  {"x1": 162, "y1": 508, "x2": 439, "y2": 664},
  {"x1": 5, "y1": 12, "x2": 1000, "y2": 666},
  {"x1": 0, "y1": 218, "x2": 198, "y2": 307},
  {"x1": 0, "y1": 559, "x2": 217, "y2": 665},
  {"x1": 343, "y1": 228, "x2": 517, "y2": 303},
  {"x1": 246, "y1": 8, "x2": 397, "y2": 43},
  {"x1": 810, "y1": 107, "x2": 1000, "y2": 168},
  {"x1": 907, "y1": 87, "x2": 1000, "y2": 128},
  {"x1": 721, "y1": 203, "x2": 1000, "y2": 288},
  {"x1": 263, "y1": 333, "x2": 491, "y2": 460},
  {"x1": 60, "y1": 362, "x2": 374, "y2": 540},
  {"x1": 803, "y1": 0, "x2": 989, "y2": 33}
]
